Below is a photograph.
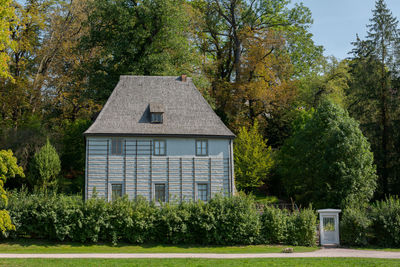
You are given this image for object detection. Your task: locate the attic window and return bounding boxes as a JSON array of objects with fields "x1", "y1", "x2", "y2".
[
  {"x1": 151, "y1": 113, "x2": 163, "y2": 123},
  {"x1": 149, "y1": 102, "x2": 164, "y2": 124}
]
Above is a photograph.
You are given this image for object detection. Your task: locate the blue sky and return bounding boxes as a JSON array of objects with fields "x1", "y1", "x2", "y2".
[{"x1": 291, "y1": 0, "x2": 400, "y2": 60}]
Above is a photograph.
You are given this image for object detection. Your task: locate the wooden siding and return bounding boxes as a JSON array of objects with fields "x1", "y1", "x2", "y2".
[{"x1": 86, "y1": 138, "x2": 232, "y2": 201}]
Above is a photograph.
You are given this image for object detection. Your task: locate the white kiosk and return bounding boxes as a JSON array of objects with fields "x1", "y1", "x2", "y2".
[{"x1": 317, "y1": 209, "x2": 341, "y2": 246}]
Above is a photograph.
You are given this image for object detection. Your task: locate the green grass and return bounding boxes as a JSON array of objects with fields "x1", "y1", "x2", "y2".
[
  {"x1": 0, "y1": 258, "x2": 399, "y2": 267},
  {"x1": 253, "y1": 194, "x2": 279, "y2": 204},
  {"x1": 0, "y1": 240, "x2": 317, "y2": 254},
  {"x1": 351, "y1": 246, "x2": 400, "y2": 252}
]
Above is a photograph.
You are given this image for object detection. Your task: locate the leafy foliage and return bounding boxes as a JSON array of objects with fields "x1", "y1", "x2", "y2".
[
  {"x1": 234, "y1": 121, "x2": 274, "y2": 193},
  {"x1": 340, "y1": 206, "x2": 372, "y2": 246},
  {"x1": 81, "y1": 0, "x2": 198, "y2": 103},
  {"x1": 6, "y1": 191, "x2": 316, "y2": 246},
  {"x1": 371, "y1": 196, "x2": 400, "y2": 247},
  {"x1": 340, "y1": 197, "x2": 400, "y2": 247},
  {"x1": 0, "y1": 0, "x2": 17, "y2": 79},
  {"x1": 347, "y1": 0, "x2": 400, "y2": 197},
  {"x1": 260, "y1": 205, "x2": 316, "y2": 246},
  {"x1": 0, "y1": 149, "x2": 23, "y2": 236},
  {"x1": 278, "y1": 101, "x2": 377, "y2": 209},
  {"x1": 59, "y1": 119, "x2": 92, "y2": 193},
  {"x1": 28, "y1": 139, "x2": 61, "y2": 191}
]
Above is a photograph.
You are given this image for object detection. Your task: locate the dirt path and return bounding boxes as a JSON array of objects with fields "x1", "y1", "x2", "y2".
[{"x1": 0, "y1": 248, "x2": 400, "y2": 259}]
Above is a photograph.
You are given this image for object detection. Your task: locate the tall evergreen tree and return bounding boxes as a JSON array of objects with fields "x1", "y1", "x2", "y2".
[{"x1": 348, "y1": 0, "x2": 400, "y2": 196}]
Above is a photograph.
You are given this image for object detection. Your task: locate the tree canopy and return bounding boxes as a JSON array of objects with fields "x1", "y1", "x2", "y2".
[
  {"x1": 0, "y1": 149, "x2": 23, "y2": 235},
  {"x1": 234, "y1": 121, "x2": 273, "y2": 193},
  {"x1": 278, "y1": 101, "x2": 377, "y2": 209}
]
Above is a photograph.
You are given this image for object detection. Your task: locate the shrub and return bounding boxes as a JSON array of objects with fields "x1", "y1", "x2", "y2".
[
  {"x1": 260, "y1": 206, "x2": 288, "y2": 244},
  {"x1": 154, "y1": 201, "x2": 191, "y2": 244},
  {"x1": 6, "y1": 191, "x2": 317, "y2": 246},
  {"x1": 340, "y1": 206, "x2": 371, "y2": 246},
  {"x1": 286, "y1": 207, "x2": 316, "y2": 246},
  {"x1": 371, "y1": 196, "x2": 400, "y2": 247},
  {"x1": 200, "y1": 194, "x2": 261, "y2": 245}
]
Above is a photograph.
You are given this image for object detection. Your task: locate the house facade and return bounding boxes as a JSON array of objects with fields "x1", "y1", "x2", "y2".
[{"x1": 84, "y1": 75, "x2": 235, "y2": 202}]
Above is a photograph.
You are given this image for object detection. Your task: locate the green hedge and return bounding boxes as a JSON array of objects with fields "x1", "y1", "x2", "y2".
[
  {"x1": 340, "y1": 196, "x2": 400, "y2": 247},
  {"x1": 5, "y1": 191, "x2": 316, "y2": 246},
  {"x1": 260, "y1": 206, "x2": 316, "y2": 246}
]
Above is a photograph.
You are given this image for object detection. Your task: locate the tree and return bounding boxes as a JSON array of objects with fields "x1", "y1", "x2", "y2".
[
  {"x1": 59, "y1": 119, "x2": 91, "y2": 193},
  {"x1": 0, "y1": 0, "x2": 17, "y2": 79},
  {"x1": 0, "y1": 149, "x2": 24, "y2": 235},
  {"x1": 347, "y1": 0, "x2": 400, "y2": 196},
  {"x1": 278, "y1": 101, "x2": 377, "y2": 209},
  {"x1": 29, "y1": 138, "x2": 61, "y2": 191},
  {"x1": 234, "y1": 121, "x2": 274, "y2": 193},
  {"x1": 80, "y1": 0, "x2": 199, "y2": 103},
  {"x1": 231, "y1": 29, "x2": 298, "y2": 147},
  {"x1": 298, "y1": 57, "x2": 350, "y2": 109},
  {"x1": 191, "y1": 0, "x2": 322, "y2": 150}
]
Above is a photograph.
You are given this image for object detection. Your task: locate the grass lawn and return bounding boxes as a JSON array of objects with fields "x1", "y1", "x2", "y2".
[
  {"x1": 351, "y1": 246, "x2": 400, "y2": 252},
  {"x1": 0, "y1": 258, "x2": 399, "y2": 267},
  {"x1": 0, "y1": 240, "x2": 317, "y2": 254}
]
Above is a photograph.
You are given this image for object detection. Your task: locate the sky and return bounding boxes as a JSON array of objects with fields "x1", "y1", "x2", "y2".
[{"x1": 291, "y1": 0, "x2": 400, "y2": 60}]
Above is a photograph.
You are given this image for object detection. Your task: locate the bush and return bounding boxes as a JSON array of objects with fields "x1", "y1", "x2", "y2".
[
  {"x1": 260, "y1": 206, "x2": 317, "y2": 246},
  {"x1": 286, "y1": 207, "x2": 317, "y2": 246},
  {"x1": 199, "y1": 194, "x2": 261, "y2": 245},
  {"x1": 260, "y1": 206, "x2": 288, "y2": 244},
  {"x1": 340, "y1": 206, "x2": 371, "y2": 246},
  {"x1": 371, "y1": 196, "x2": 400, "y2": 247},
  {"x1": 6, "y1": 191, "x2": 317, "y2": 246}
]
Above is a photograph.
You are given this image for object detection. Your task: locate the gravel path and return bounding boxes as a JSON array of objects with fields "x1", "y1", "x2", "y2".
[{"x1": 0, "y1": 248, "x2": 400, "y2": 259}]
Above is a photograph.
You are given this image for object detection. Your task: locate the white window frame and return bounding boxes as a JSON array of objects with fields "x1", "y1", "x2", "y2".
[
  {"x1": 196, "y1": 140, "x2": 208, "y2": 156},
  {"x1": 196, "y1": 183, "x2": 209, "y2": 202},
  {"x1": 109, "y1": 182, "x2": 124, "y2": 201},
  {"x1": 154, "y1": 183, "x2": 167, "y2": 203},
  {"x1": 111, "y1": 138, "x2": 123, "y2": 155},
  {"x1": 153, "y1": 140, "x2": 166, "y2": 156}
]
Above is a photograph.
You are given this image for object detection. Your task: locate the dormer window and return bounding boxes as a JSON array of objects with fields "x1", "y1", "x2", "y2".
[
  {"x1": 151, "y1": 113, "x2": 163, "y2": 123},
  {"x1": 149, "y1": 102, "x2": 164, "y2": 124}
]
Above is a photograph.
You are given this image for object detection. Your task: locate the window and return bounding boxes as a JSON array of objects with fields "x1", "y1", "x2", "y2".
[
  {"x1": 153, "y1": 140, "x2": 166, "y2": 156},
  {"x1": 111, "y1": 138, "x2": 122, "y2": 155},
  {"x1": 196, "y1": 140, "x2": 208, "y2": 156},
  {"x1": 198, "y1": 184, "x2": 208, "y2": 201},
  {"x1": 151, "y1": 113, "x2": 163, "y2": 123},
  {"x1": 323, "y1": 217, "x2": 335, "y2": 232},
  {"x1": 111, "y1": 184, "x2": 123, "y2": 201},
  {"x1": 155, "y1": 184, "x2": 166, "y2": 202}
]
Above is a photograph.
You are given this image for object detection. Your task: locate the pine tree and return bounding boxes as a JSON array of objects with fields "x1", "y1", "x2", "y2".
[{"x1": 348, "y1": 0, "x2": 400, "y2": 196}]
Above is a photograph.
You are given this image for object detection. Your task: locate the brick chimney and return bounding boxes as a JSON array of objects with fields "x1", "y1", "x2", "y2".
[{"x1": 181, "y1": 74, "x2": 187, "y2": 82}]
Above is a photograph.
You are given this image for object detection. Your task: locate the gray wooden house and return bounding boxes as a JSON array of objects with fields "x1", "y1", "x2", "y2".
[{"x1": 84, "y1": 75, "x2": 235, "y2": 202}]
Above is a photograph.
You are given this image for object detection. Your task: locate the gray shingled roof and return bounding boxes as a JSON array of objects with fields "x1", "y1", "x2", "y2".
[{"x1": 84, "y1": 76, "x2": 235, "y2": 138}]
